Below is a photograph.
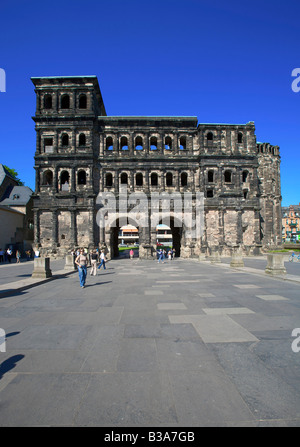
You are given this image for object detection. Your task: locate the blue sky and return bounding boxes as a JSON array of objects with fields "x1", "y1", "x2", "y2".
[{"x1": 0, "y1": 0, "x2": 299, "y2": 206}]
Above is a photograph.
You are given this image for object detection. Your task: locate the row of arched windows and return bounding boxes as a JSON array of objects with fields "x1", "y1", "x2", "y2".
[
  {"x1": 105, "y1": 172, "x2": 188, "y2": 188},
  {"x1": 43, "y1": 93, "x2": 88, "y2": 110},
  {"x1": 206, "y1": 170, "x2": 249, "y2": 183},
  {"x1": 104, "y1": 132, "x2": 244, "y2": 151},
  {"x1": 61, "y1": 133, "x2": 86, "y2": 147},
  {"x1": 42, "y1": 170, "x2": 87, "y2": 187},
  {"x1": 105, "y1": 135, "x2": 188, "y2": 151},
  {"x1": 206, "y1": 132, "x2": 243, "y2": 144}
]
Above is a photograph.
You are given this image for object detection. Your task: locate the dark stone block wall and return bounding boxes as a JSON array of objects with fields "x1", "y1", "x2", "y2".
[{"x1": 31, "y1": 76, "x2": 282, "y2": 258}]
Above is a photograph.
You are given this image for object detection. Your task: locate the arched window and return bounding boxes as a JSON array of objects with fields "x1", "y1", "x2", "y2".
[
  {"x1": 242, "y1": 171, "x2": 248, "y2": 182},
  {"x1": 207, "y1": 132, "x2": 213, "y2": 144},
  {"x1": 224, "y1": 170, "x2": 232, "y2": 183},
  {"x1": 181, "y1": 172, "x2": 188, "y2": 187},
  {"x1": 106, "y1": 137, "x2": 113, "y2": 151},
  {"x1": 44, "y1": 94, "x2": 52, "y2": 109},
  {"x1": 79, "y1": 94, "x2": 87, "y2": 109},
  {"x1": 135, "y1": 136, "x2": 143, "y2": 151},
  {"x1": 238, "y1": 132, "x2": 243, "y2": 144},
  {"x1": 106, "y1": 173, "x2": 113, "y2": 187},
  {"x1": 208, "y1": 170, "x2": 214, "y2": 183},
  {"x1": 151, "y1": 173, "x2": 158, "y2": 186},
  {"x1": 79, "y1": 133, "x2": 86, "y2": 146},
  {"x1": 179, "y1": 136, "x2": 186, "y2": 150},
  {"x1": 61, "y1": 94, "x2": 70, "y2": 109},
  {"x1": 121, "y1": 136, "x2": 128, "y2": 150},
  {"x1": 136, "y1": 173, "x2": 143, "y2": 186},
  {"x1": 150, "y1": 136, "x2": 157, "y2": 150},
  {"x1": 61, "y1": 133, "x2": 69, "y2": 146},
  {"x1": 60, "y1": 171, "x2": 70, "y2": 191},
  {"x1": 165, "y1": 136, "x2": 172, "y2": 150},
  {"x1": 42, "y1": 170, "x2": 53, "y2": 186},
  {"x1": 121, "y1": 173, "x2": 128, "y2": 184},
  {"x1": 166, "y1": 172, "x2": 173, "y2": 186},
  {"x1": 77, "y1": 170, "x2": 86, "y2": 185}
]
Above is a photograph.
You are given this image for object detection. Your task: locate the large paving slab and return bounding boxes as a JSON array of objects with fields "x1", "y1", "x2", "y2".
[{"x1": 0, "y1": 256, "x2": 300, "y2": 426}]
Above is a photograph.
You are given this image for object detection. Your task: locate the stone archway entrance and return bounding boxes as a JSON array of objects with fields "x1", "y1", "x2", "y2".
[
  {"x1": 158, "y1": 217, "x2": 183, "y2": 257},
  {"x1": 108, "y1": 218, "x2": 139, "y2": 259}
]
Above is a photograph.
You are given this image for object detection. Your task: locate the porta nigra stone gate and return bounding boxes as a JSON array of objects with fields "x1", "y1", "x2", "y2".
[{"x1": 31, "y1": 76, "x2": 282, "y2": 259}]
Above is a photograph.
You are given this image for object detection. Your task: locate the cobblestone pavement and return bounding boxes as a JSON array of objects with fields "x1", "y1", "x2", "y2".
[{"x1": 0, "y1": 256, "x2": 300, "y2": 426}]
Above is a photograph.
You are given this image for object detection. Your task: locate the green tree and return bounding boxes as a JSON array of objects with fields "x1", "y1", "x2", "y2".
[{"x1": 3, "y1": 165, "x2": 24, "y2": 186}]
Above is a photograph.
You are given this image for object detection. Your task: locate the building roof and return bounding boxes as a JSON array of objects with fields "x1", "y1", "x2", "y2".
[
  {"x1": 0, "y1": 186, "x2": 33, "y2": 206},
  {"x1": 0, "y1": 164, "x2": 17, "y2": 186}
]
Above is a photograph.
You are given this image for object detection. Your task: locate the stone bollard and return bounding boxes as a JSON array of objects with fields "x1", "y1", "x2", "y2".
[
  {"x1": 265, "y1": 253, "x2": 286, "y2": 276},
  {"x1": 31, "y1": 257, "x2": 52, "y2": 278},
  {"x1": 64, "y1": 255, "x2": 76, "y2": 271},
  {"x1": 199, "y1": 252, "x2": 207, "y2": 261},
  {"x1": 210, "y1": 247, "x2": 221, "y2": 263},
  {"x1": 230, "y1": 247, "x2": 244, "y2": 268}
]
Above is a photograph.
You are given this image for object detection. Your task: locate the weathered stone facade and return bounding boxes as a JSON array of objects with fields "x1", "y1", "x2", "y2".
[{"x1": 31, "y1": 76, "x2": 282, "y2": 259}]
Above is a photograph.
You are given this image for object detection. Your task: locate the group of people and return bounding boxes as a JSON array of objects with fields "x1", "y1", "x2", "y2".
[
  {"x1": 157, "y1": 248, "x2": 176, "y2": 263},
  {"x1": 74, "y1": 248, "x2": 107, "y2": 288},
  {"x1": 0, "y1": 247, "x2": 24, "y2": 263}
]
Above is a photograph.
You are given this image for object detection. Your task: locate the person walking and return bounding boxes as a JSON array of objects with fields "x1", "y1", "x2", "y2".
[
  {"x1": 97, "y1": 250, "x2": 107, "y2": 271},
  {"x1": 90, "y1": 249, "x2": 98, "y2": 276},
  {"x1": 6, "y1": 248, "x2": 12, "y2": 263},
  {"x1": 157, "y1": 249, "x2": 164, "y2": 263},
  {"x1": 129, "y1": 249, "x2": 134, "y2": 259},
  {"x1": 75, "y1": 248, "x2": 88, "y2": 288},
  {"x1": 16, "y1": 250, "x2": 21, "y2": 263}
]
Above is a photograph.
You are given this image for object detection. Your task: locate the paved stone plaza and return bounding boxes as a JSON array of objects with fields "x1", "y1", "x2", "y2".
[{"x1": 0, "y1": 256, "x2": 300, "y2": 426}]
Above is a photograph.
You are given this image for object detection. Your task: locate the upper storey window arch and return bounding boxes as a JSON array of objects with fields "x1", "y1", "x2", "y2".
[
  {"x1": 179, "y1": 136, "x2": 186, "y2": 150},
  {"x1": 78, "y1": 94, "x2": 87, "y2": 109},
  {"x1": 166, "y1": 172, "x2": 173, "y2": 186},
  {"x1": 135, "y1": 136, "x2": 143, "y2": 151},
  {"x1": 181, "y1": 172, "x2": 188, "y2": 187},
  {"x1": 224, "y1": 170, "x2": 232, "y2": 183},
  {"x1": 151, "y1": 172, "x2": 158, "y2": 186},
  {"x1": 44, "y1": 94, "x2": 52, "y2": 109},
  {"x1": 238, "y1": 132, "x2": 243, "y2": 144},
  {"x1": 121, "y1": 136, "x2": 128, "y2": 151},
  {"x1": 206, "y1": 132, "x2": 214, "y2": 143},
  {"x1": 77, "y1": 170, "x2": 87, "y2": 185},
  {"x1": 165, "y1": 136, "x2": 172, "y2": 150},
  {"x1": 207, "y1": 170, "x2": 214, "y2": 183},
  {"x1": 150, "y1": 136, "x2": 158, "y2": 150},
  {"x1": 42, "y1": 170, "x2": 53, "y2": 186},
  {"x1": 79, "y1": 133, "x2": 86, "y2": 147},
  {"x1": 61, "y1": 94, "x2": 70, "y2": 109},
  {"x1": 61, "y1": 133, "x2": 69, "y2": 146},
  {"x1": 106, "y1": 136, "x2": 113, "y2": 151},
  {"x1": 136, "y1": 173, "x2": 143, "y2": 186}
]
